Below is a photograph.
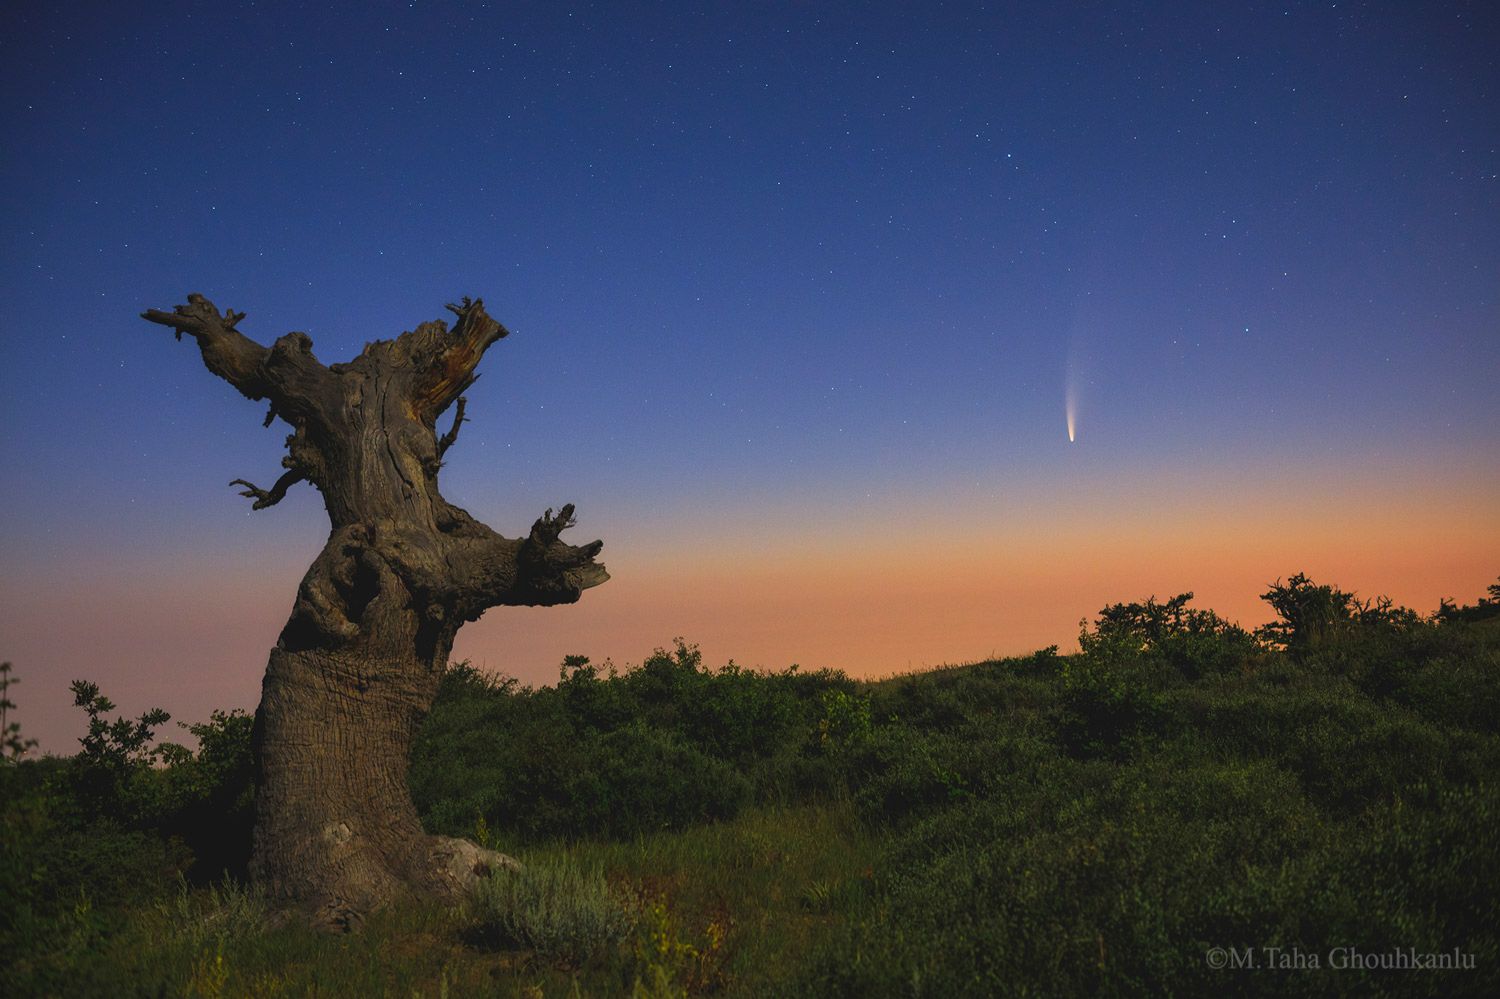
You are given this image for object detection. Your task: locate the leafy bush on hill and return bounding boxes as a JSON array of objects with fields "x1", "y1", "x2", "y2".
[
  {"x1": 797, "y1": 578, "x2": 1500, "y2": 996},
  {"x1": 2, "y1": 680, "x2": 257, "y2": 994}
]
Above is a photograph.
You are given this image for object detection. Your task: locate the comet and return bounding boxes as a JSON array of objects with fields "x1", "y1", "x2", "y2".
[
  {"x1": 1064, "y1": 309, "x2": 1089, "y2": 443},
  {"x1": 1065, "y1": 370, "x2": 1079, "y2": 443}
]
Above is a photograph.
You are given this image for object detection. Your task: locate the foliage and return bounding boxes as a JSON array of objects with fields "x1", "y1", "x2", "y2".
[
  {"x1": 158, "y1": 874, "x2": 269, "y2": 952},
  {"x1": 2, "y1": 661, "x2": 38, "y2": 762},
  {"x1": 631, "y1": 893, "x2": 730, "y2": 997},
  {"x1": 1089, "y1": 592, "x2": 1261, "y2": 678},
  {"x1": 1258, "y1": 572, "x2": 1423, "y2": 653},
  {"x1": 1, "y1": 787, "x2": 187, "y2": 996},
  {"x1": 1059, "y1": 635, "x2": 1172, "y2": 758},
  {"x1": 65, "y1": 679, "x2": 176, "y2": 825},
  {"x1": 793, "y1": 575, "x2": 1500, "y2": 996},
  {"x1": 71, "y1": 680, "x2": 173, "y2": 769},
  {"x1": 816, "y1": 689, "x2": 873, "y2": 755},
  {"x1": 1437, "y1": 577, "x2": 1500, "y2": 625}
]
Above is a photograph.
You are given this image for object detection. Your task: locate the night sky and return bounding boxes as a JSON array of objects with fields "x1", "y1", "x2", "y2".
[{"x1": 2, "y1": 1, "x2": 1497, "y2": 751}]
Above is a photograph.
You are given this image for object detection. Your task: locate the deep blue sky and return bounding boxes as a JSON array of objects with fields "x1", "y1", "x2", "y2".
[{"x1": 2, "y1": 1, "x2": 1497, "y2": 749}]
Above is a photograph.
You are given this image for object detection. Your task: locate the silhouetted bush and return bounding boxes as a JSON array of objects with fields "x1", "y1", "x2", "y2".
[
  {"x1": 1259, "y1": 573, "x2": 1424, "y2": 654},
  {"x1": 1436, "y1": 577, "x2": 1500, "y2": 625}
]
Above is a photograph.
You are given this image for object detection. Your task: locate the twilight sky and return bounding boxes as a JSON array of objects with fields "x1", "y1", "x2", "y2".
[{"x1": 2, "y1": 1, "x2": 1497, "y2": 752}]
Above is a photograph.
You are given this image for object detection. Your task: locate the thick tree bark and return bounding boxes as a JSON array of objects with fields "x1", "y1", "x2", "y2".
[{"x1": 144, "y1": 294, "x2": 608, "y2": 928}]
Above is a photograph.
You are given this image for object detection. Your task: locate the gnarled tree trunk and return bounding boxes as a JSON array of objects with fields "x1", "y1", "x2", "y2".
[{"x1": 144, "y1": 294, "x2": 608, "y2": 928}]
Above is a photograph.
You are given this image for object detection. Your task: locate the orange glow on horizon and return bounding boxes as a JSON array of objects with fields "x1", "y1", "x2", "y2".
[{"x1": 3, "y1": 461, "x2": 1496, "y2": 752}]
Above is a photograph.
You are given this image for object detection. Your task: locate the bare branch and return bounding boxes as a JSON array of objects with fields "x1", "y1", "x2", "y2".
[
  {"x1": 230, "y1": 469, "x2": 308, "y2": 510},
  {"x1": 527, "y1": 504, "x2": 578, "y2": 548},
  {"x1": 437, "y1": 397, "x2": 467, "y2": 458},
  {"x1": 144, "y1": 293, "x2": 340, "y2": 441},
  {"x1": 518, "y1": 503, "x2": 609, "y2": 600},
  {"x1": 142, "y1": 293, "x2": 270, "y2": 400}
]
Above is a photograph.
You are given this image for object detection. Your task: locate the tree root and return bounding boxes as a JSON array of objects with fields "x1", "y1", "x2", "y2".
[{"x1": 424, "y1": 834, "x2": 522, "y2": 898}]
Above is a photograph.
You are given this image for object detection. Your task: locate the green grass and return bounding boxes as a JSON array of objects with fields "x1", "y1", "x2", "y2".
[{"x1": 4, "y1": 803, "x2": 872, "y2": 997}]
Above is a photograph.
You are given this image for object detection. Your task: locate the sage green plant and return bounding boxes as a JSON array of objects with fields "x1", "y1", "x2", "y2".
[{"x1": 468, "y1": 854, "x2": 636, "y2": 965}]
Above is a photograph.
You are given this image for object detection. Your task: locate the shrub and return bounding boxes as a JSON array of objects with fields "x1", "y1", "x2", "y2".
[
  {"x1": 575, "y1": 722, "x2": 755, "y2": 837},
  {"x1": 1058, "y1": 634, "x2": 1171, "y2": 759},
  {"x1": 49, "y1": 682, "x2": 257, "y2": 880},
  {"x1": 817, "y1": 689, "x2": 873, "y2": 755},
  {"x1": 9, "y1": 589, "x2": 1498, "y2": 995},
  {"x1": 143, "y1": 708, "x2": 257, "y2": 880},
  {"x1": 468, "y1": 855, "x2": 636, "y2": 964},
  {"x1": 1258, "y1": 573, "x2": 1422, "y2": 653},
  {"x1": 66, "y1": 680, "x2": 176, "y2": 825},
  {"x1": 1089, "y1": 593, "x2": 1259, "y2": 679},
  {"x1": 1435, "y1": 577, "x2": 1500, "y2": 625},
  {"x1": 1, "y1": 789, "x2": 187, "y2": 996},
  {"x1": 1, "y1": 662, "x2": 37, "y2": 763}
]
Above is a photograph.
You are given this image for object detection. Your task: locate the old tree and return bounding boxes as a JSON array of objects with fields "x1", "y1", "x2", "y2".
[{"x1": 143, "y1": 294, "x2": 608, "y2": 927}]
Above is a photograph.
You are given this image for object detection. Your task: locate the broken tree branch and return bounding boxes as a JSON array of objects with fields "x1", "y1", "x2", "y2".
[
  {"x1": 527, "y1": 504, "x2": 579, "y2": 549},
  {"x1": 437, "y1": 397, "x2": 467, "y2": 459},
  {"x1": 443, "y1": 502, "x2": 609, "y2": 616},
  {"x1": 518, "y1": 503, "x2": 608, "y2": 599},
  {"x1": 230, "y1": 469, "x2": 308, "y2": 510}
]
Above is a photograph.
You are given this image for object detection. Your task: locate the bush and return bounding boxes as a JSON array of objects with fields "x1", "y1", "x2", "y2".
[
  {"x1": 1, "y1": 662, "x2": 37, "y2": 763},
  {"x1": 791, "y1": 585, "x2": 1500, "y2": 997},
  {"x1": 816, "y1": 689, "x2": 873, "y2": 755},
  {"x1": 1059, "y1": 634, "x2": 1172, "y2": 759},
  {"x1": 574, "y1": 723, "x2": 756, "y2": 837},
  {"x1": 65, "y1": 680, "x2": 176, "y2": 826},
  {"x1": 1, "y1": 788, "x2": 188, "y2": 996},
  {"x1": 468, "y1": 855, "x2": 636, "y2": 964},
  {"x1": 1258, "y1": 573, "x2": 1423, "y2": 653},
  {"x1": 161, "y1": 709, "x2": 256, "y2": 879},
  {"x1": 1091, "y1": 593, "x2": 1259, "y2": 678},
  {"x1": 1435, "y1": 577, "x2": 1500, "y2": 625}
]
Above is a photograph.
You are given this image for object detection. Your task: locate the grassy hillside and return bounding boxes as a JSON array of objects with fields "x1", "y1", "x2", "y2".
[{"x1": 3, "y1": 576, "x2": 1498, "y2": 996}]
